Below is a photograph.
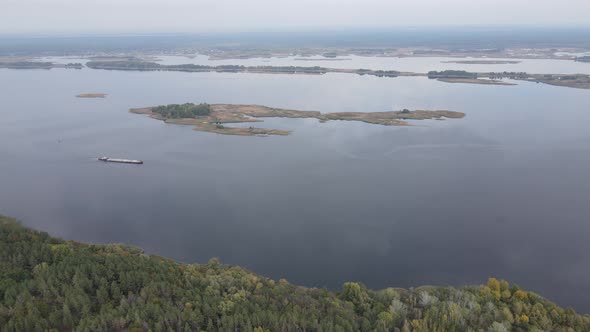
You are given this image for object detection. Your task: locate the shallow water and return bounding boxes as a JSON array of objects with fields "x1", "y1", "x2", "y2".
[{"x1": 1, "y1": 66, "x2": 590, "y2": 311}]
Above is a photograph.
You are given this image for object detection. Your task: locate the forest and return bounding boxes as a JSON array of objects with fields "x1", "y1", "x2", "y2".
[{"x1": 1, "y1": 215, "x2": 589, "y2": 331}]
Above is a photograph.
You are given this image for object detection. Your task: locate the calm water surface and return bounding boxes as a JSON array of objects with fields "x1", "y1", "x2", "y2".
[{"x1": 1, "y1": 65, "x2": 590, "y2": 311}]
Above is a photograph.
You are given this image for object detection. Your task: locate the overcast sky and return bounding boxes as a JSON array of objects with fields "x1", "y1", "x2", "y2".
[{"x1": 2, "y1": 0, "x2": 590, "y2": 34}]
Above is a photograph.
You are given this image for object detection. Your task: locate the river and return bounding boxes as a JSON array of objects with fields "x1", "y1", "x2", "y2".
[{"x1": 1, "y1": 59, "x2": 590, "y2": 311}]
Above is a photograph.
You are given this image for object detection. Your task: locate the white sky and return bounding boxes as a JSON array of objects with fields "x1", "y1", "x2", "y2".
[{"x1": 2, "y1": 0, "x2": 590, "y2": 34}]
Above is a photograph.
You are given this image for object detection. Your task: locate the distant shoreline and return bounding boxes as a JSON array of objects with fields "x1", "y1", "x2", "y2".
[
  {"x1": 3, "y1": 55, "x2": 590, "y2": 89},
  {"x1": 84, "y1": 58, "x2": 590, "y2": 90}
]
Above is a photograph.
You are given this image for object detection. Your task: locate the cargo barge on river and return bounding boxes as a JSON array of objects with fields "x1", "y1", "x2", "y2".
[{"x1": 98, "y1": 157, "x2": 143, "y2": 165}]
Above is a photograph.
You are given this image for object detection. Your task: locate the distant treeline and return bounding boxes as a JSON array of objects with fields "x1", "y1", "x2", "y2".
[
  {"x1": 1, "y1": 216, "x2": 589, "y2": 331},
  {"x1": 574, "y1": 56, "x2": 590, "y2": 62}
]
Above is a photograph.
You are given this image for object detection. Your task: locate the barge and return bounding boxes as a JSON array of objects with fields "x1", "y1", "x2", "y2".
[{"x1": 98, "y1": 157, "x2": 143, "y2": 165}]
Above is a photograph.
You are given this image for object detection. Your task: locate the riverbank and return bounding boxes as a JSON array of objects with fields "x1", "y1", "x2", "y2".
[{"x1": 1, "y1": 215, "x2": 588, "y2": 331}]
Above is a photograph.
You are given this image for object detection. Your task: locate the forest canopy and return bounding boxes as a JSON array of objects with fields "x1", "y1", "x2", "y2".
[{"x1": 1, "y1": 216, "x2": 588, "y2": 331}]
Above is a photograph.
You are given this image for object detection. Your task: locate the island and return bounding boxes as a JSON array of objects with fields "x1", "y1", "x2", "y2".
[
  {"x1": 130, "y1": 103, "x2": 465, "y2": 136},
  {"x1": 1, "y1": 215, "x2": 589, "y2": 331},
  {"x1": 76, "y1": 93, "x2": 107, "y2": 98}
]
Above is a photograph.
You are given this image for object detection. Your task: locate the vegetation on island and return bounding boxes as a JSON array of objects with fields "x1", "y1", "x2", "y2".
[
  {"x1": 574, "y1": 56, "x2": 590, "y2": 63},
  {"x1": 1, "y1": 216, "x2": 589, "y2": 331},
  {"x1": 130, "y1": 103, "x2": 465, "y2": 136},
  {"x1": 152, "y1": 103, "x2": 211, "y2": 118}
]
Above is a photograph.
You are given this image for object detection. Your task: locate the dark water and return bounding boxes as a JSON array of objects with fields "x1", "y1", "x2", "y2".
[{"x1": 2, "y1": 67, "x2": 590, "y2": 311}]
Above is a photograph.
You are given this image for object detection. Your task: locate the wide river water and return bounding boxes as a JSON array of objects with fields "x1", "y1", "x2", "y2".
[{"x1": 2, "y1": 56, "x2": 590, "y2": 311}]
